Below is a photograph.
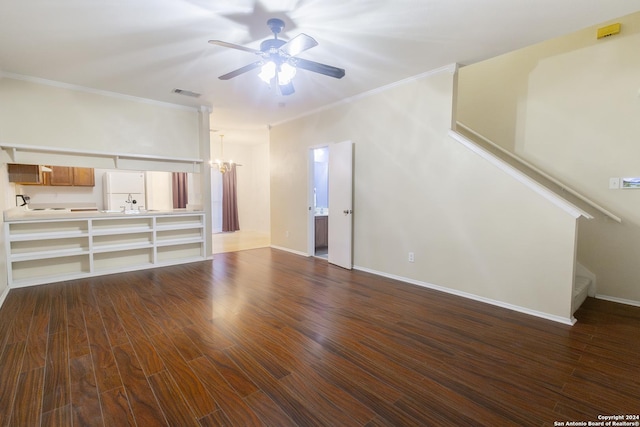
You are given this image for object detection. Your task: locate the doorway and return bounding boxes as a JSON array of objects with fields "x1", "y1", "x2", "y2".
[
  {"x1": 308, "y1": 141, "x2": 354, "y2": 269},
  {"x1": 312, "y1": 147, "x2": 329, "y2": 258}
]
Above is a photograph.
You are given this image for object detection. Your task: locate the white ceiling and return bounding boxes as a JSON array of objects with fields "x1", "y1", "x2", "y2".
[{"x1": 1, "y1": 0, "x2": 639, "y2": 141}]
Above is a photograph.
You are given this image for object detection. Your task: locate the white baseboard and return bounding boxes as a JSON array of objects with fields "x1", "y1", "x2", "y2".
[
  {"x1": 595, "y1": 294, "x2": 640, "y2": 307},
  {"x1": 353, "y1": 265, "x2": 576, "y2": 326},
  {"x1": 270, "y1": 245, "x2": 310, "y2": 258},
  {"x1": 0, "y1": 285, "x2": 9, "y2": 311}
]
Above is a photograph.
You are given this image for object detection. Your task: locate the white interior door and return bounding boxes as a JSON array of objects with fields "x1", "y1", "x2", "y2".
[{"x1": 328, "y1": 140, "x2": 353, "y2": 269}]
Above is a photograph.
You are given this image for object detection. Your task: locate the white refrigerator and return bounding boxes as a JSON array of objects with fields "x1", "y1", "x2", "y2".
[{"x1": 103, "y1": 171, "x2": 146, "y2": 211}]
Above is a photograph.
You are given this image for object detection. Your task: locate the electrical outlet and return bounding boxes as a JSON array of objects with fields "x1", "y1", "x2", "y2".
[
  {"x1": 408, "y1": 252, "x2": 415, "y2": 263},
  {"x1": 609, "y1": 177, "x2": 620, "y2": 189}
]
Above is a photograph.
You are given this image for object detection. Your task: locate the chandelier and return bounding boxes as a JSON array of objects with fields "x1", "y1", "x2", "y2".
[{"x1": 211, "y1": 134, "x2": 233, "y2": 174}]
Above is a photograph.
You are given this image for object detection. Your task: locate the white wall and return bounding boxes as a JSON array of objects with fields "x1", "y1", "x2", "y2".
[
  {"x1": 270, "y1": 67, "x2": 580, "y2": 322},
  {"x1": 457, "y1": 11, "x2": 640, "y2": 304},
  {"x1": 0, "y1": 162, "x2": 10, "y2": 305}
]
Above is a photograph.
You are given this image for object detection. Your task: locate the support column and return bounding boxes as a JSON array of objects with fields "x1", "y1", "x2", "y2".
[{"x1": 199, "y1": 106, "x2": 213, "y2": 258}]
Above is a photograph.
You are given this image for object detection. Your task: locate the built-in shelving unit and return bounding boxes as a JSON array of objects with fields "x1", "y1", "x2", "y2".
[{"x1": 4, "y1": 213, "x2": 205, "y2": 287}]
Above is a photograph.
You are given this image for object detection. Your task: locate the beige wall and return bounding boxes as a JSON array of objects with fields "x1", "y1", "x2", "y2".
[
  {"x1": 271, "y1": 67, "x2": 580, "y2": 321},
  {"x1": 0, "y1": 77, "x2": 200, "y2": 160},
  {"x1": 458, "y1": 11, "x2": 640, "y2": 304}
]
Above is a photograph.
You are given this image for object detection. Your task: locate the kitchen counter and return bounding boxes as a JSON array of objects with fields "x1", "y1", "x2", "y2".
[{"x1": 4, "y1": 207, "x2": 204, "y2": 222}]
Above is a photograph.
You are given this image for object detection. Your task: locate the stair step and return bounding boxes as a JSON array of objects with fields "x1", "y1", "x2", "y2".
[
  {"x1": 573, "y1": 275, "x2": 592, "y2": 314},
  {"x1": 574, "y1": 275, "x2": 591, "y2": 296}
]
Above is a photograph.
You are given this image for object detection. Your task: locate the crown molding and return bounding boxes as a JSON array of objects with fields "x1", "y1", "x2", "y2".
[
  {"x1": 270, "y1": 63, "x2": 458, "y2": 127},
  {"x1": 1, "y1": 71, "x2": 200, "y2": 112}
]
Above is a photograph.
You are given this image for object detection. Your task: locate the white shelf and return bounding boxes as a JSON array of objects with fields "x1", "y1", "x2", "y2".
[
  {"x1": 10, "y1": 271, "x2": 92, "y2": 289},
  {"x1": 11, "y1": 248, "x2": 90, "y2": 262},
  {"x1": 156, "y1": 223, "x2": 204, "y2": 231},
  {"x1": 9, "y1": 230, "x2": 89, "y2": 242},
  {"x1": 92, "y1": 242, "x2": 154, "y2": 254},
  {"x1": 155, "y1": 237, "x2": 204, "y2": 248},
  {"x1": 92, "y1": 226, "x2": 153, "y2": 236},
  {"x1": 4, "y1": 213, "x2": 206, "y2": 287}
]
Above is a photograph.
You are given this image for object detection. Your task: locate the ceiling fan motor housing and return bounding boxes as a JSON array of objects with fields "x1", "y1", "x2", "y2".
[
  {"x1": 260, "y1": 38, "x2": 287, "y2": 53},
  {"x1": 267, "y1": 18, "x2": 285, "y2": 35}
]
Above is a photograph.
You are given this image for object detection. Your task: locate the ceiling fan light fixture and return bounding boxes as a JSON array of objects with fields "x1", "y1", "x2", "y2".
[
  {"x1": 210, "y1": 18, "x2": 345, "y2": 94},
  {"x1": 258, "y1": 61, "x2": 276, "y2": 83},
  {"x1": 278, "y1": 63, "x2": 296, "y2": 85}
]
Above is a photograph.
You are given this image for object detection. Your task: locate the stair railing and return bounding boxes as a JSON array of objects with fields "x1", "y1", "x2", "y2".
[{"x1": 454, "y1": 122, "x2": 621, "y2": 223}]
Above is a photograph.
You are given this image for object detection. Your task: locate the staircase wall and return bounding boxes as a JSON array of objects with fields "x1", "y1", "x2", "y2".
[
  {"x1": 271, "y1": 66, "x2": 581, "y2": 323},
  {"x1": 457, "y1": 11, "x2": 640, "y2": 305}
]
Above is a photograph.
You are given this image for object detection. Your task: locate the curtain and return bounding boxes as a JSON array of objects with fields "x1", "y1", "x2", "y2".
[
  {"x1": 222, "y1": 165, "x2": 240, "y2": 232},
  {"x1": 172, "y1": 172, "x2": 188, "y2": 209}
]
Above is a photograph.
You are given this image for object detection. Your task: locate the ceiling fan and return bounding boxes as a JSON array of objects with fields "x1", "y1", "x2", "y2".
[{"x1": 208, "y1": 18, "x2": 345, "y2": 95}]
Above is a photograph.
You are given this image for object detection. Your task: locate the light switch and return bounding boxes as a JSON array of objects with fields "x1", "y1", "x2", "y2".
[{"x1": 609, "y1": 178, "x2": 620, "y2": 189}]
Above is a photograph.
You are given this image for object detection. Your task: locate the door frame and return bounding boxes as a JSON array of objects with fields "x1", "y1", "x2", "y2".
[
  {"x1": 307, "y1": 144, "x2": 328, "y2": 256},
  {"x1": 307, "y1": 141, "x2": 354, "y2": 268}
]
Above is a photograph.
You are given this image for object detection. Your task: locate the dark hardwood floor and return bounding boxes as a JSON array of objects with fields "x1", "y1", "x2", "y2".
[{"x1": 0, "y1": 248, "x2": 639, "y2": 426}]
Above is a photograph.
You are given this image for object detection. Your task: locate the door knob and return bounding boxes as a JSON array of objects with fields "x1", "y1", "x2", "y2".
[{"x1": 343, "y1": 209, "x2": 353, "y2": 215}]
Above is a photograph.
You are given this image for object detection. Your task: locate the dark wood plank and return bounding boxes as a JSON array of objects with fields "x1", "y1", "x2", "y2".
[
  {"x1": 21, "y1": 288, "x2": 52, "y2": 372},
  {"x1": 205, "y1": 349, "x2": 259, "y2": 398},
  {"x1": 129, "y1": 333, "x2": 165, "y2": 376},
  {"x1": 2, "y1": 248, "x2": 640, "y2": 425},
  {"x1": 66, "y1": 284, "x2": 91, "y2": 359},
  {"x1": 0, "y1": 341, "x2": 27, "y2": 426},
  {"x1": 42, "y1": 331, "x2": 70, "y2": 413},
  {"x1": 148, "y1": 370, "x2": 200, "y2": 427},
  {"x1": 93, "y1": 281, "x2": 130, "y2": 347},
  {"x1": 148, "y1": 332, "x2": 218, "y2": 419},
  {"x1": 100, "y1": 386, "x2": 136, "y2": 427},
  {"x1": 9, "y1": 366, "x2": 44, "y2": 427},
  {"x1": 189, "y1": 355, "x2": 265, "y2": 427},
  {"x1": 112, "y1": 343, "x2": 168, "y2": 426},
  {"x1": 69, "y1": 354, "x2": 104, "y2": 426},
  {"x1": 198, "y1": 409, "x2": 233, "y2": 427},
  {"x1": 82, "y1": 289, "x2": 123, "y2": 394},
  {"x1": 224, "y1": 345, "x2": 326, "y2": 426},
  {"x1": 41, "y1": 404, "x2": 72, "y2": 427},
  {"x1": 244, "y1": 390, "x2": 297, "y2": 427}
]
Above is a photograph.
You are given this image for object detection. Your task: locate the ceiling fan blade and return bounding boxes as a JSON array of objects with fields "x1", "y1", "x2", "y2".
[
  {"x1": 294, "y1": 58, "x2": 345, "y2": 79},
  {"x1": 279, "y1": 81, "x2": 295, "y2": 96},
  {"x1": 208, "y1": 40, "x2": 262, "y2": 55},
  {"x1": 279, "y1": 33, "x2": 318, "y2": 57},
  {"x1": 219, "y1": 61, "x2": 262, "y2": 80}
]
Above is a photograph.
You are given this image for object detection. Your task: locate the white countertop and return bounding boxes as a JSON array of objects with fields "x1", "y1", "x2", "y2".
[{"x1": 4, "y1": 207, "x2": 205, "y2": 222}]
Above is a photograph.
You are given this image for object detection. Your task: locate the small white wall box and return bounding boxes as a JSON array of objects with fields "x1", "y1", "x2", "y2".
[{"x1": 621, "y1": 177, "x2": 640, "y2": 189}]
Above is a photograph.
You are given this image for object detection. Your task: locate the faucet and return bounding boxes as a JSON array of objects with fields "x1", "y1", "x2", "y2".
[
  {"x1": 16, "y1": 195, "x2": 30, "y2": 207},
  {"x1": 123, "y1": 194, "x2": 133, "y2": 212}
]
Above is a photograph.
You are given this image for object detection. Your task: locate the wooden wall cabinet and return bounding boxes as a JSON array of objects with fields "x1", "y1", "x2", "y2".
[
  {"x1": 7, "y1": 164, "x2": 44, "y2": 184},
  {"x1": 48, "y1": 166, "x2": 95, "y2": 186},
  {"x1": 8, "y1": 164, "x2": 95, "y2": 186},
  {"x1": 73, "y1": 167, "x2": 95, "y2": 186},
  {"x1": 48, "y1": 166, "x2": 74, "y2": 186}
]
